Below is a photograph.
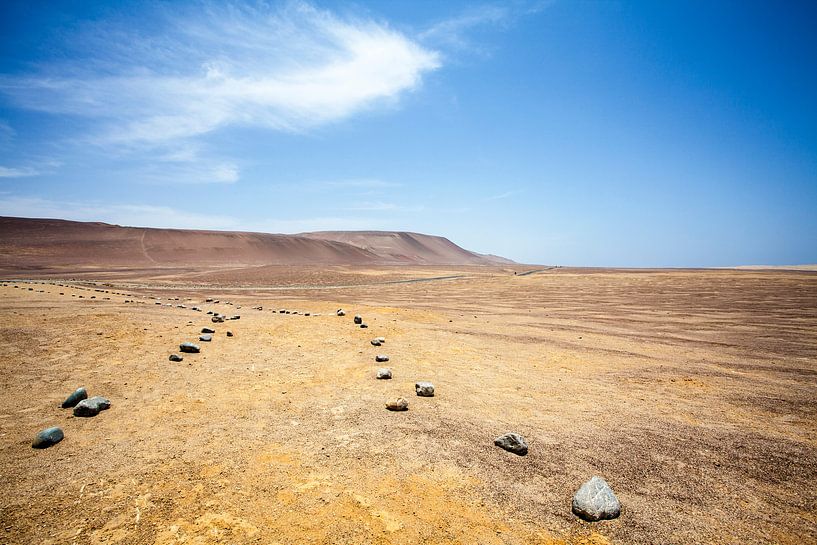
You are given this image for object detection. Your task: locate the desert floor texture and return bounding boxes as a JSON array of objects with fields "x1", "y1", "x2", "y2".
[{"x1": 0, "y1": 266, "x2": 815, "y2": 545}]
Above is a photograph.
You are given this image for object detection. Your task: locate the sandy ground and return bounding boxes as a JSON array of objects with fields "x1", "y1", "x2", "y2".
[{"x1": 0, "y1": 267, "x2": 816, "y2": 545}]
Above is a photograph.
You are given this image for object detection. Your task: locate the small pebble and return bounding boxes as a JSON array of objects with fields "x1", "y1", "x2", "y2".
[
  {"x1": 376, "y1": 368, "x2": 392, "y2": 379},
  {"x1": 32, "y1": 427, "x2": 64, "y2": 449},
  {"x1": 60, "y1": 387, "x2": 87, "y2": 408},
  {"x1": 73, "y1": 396, "x2": 111, "y2": 417},
  {"x1": 415, "y1": 381, "x2": 435, "y2": 397},
  {"x1": 385, "y1": 398, "x2": 408, "y2": 411},
  {"x1": 169, "y1": 354, "x2": 183, "y2": 362},
  {"x1": 180, "y1": 342, "x2": 200, "y2": 353},
  {"x1": 494, "y1": 432, "x2": 528, "y2": 456}
]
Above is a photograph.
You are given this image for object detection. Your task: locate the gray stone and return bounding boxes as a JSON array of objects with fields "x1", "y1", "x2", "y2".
[
  {"x1": 180, "y1": 342, "x2": 200, "y2": 353},
  {"x1": 73, "y1": 396, "x2": 111, "y2": 417},
  {"x1": 337, "y1": 309, "x2": 345, "y2": 316},
  {"x1": 360, "y1": 323, "x2": 368, "y2": 329},
  {"x1": 201, "y1": 327, "x2": 215, "y2": 334},
  {"x1": 211, "y1": 315, "x2": 224, "y2": 323},
  {"x1": 494, "y1": 432, "x2": 528, "y2": 456},
  {"x1": 169, "y1": 354, "x2": 183, "y2": 362},
  {"x1": 375, "y1": 355, "x2": 389, "y2": 362},
  {"x1": 385, "y1": 398, "x2": 408, "y2": 411},
  {"x1": 226, "y1": 331, "x2": 234, "y2": 337},
  {"x1": 279, "y1": 309, "x2": 287, "y2": 313},
  {"x1": 572, "y1": 476, "x2": 621, "y2": 521},
  {"x1": 61, "y1": 387, "x2": 87, "y2": 408},
  {"x1": 371, "y1": 339, "x2": 381, "y2": 346},
  {"x1": 199, "y1": 334, "x2": 213, "y2": 342},
  {"x1": 32, "y1": 426, "x2": 64, "y2": 449},
  {"x1": 376, "y1": 368, "x2": 392, "y2": 379},
  {"x1": 229, "y1": 315, "x2": 240, "y2": 320},
  {"x1": 415, "y1": 381, "x2": 435, "y2": 397},
  {"x1": 353, "y1": 315, "x2": 362, "y2": 324},
  {"x1": 374, "y1": 337, "x2": 385, "y2": 344}
]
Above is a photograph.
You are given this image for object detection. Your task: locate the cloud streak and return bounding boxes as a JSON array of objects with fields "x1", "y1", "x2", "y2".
[
  {"x1": 0, "y1": 195, "x2": 390, "y2": 233},
  {"x1": 0, "y1": 2, "x2": 440, "y2": 147},
  {"x1": 0, "y1": 2, "x2": 441, "y2": 184},
  {"x1": 0, "y1": 166, "x2": 41, "y2": 178}
]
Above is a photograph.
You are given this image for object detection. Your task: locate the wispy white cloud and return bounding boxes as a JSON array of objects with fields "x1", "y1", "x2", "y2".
[
  {"x1": 420, "y1": 5, "x2": 510, "y2": 52},
  {"x1": 0, "y1": 166, "x2": 41, "y2": 178},
  {"x1": 0, "y1": 2, "x2": 440, "y2": 163},
  {"x1": 0, "y1": 196, "x2": 238, "y2": 229},
  {"x1": 420, "y1": 2, "x2": 551, "y2": 57},
  {"x1": 0, "y1": 120, "x2": 14, "y2": 147},
  {"x1": 344, "y1": 201, "x2": 426, "y2": 212},
  {"x1": 254, "y1": 216, "x2": 388, "y2": 233},
  {"x1": 323, "y1": 179, "x2": 403, "y2": 189},
  {"x1": 0, "y1": 195, "x2": 390, "y2": 233},
  {"x1": 484, "y1": 189, "x2": 523, "y2": 201}
]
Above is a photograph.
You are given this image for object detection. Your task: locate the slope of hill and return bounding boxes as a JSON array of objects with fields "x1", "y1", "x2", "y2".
[
  {"x1": 0, "y1": 217, "x2": 512, "y2": 269},
  {"x1": 299, "y1": 230, "x2": 509, "y2": 265}
]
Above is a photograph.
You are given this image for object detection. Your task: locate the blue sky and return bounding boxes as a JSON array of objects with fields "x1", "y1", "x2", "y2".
[{"x1": 0, "y1": 0, "x2": 815, "y2": 266}]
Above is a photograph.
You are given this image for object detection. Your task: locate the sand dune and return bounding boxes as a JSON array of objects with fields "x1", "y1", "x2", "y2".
[{"x1": 0, "y1": 217, "x2": 512, "y2": 270}]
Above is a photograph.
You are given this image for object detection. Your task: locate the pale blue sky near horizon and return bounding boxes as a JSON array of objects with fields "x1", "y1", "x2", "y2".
[{"x1": 0, "y1": 0, "x2": 815, "y2": 266}]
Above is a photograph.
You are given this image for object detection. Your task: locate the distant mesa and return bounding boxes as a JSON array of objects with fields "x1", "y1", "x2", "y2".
[{"x1": 0, "y1": 216, "x2": 514, "y2": 269}]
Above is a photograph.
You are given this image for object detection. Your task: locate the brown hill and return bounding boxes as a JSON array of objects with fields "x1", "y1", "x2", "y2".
[
  {"x1": 300, "y1": 230, "x2": 512, "y2": 265},
  {"x1": 0, "y1": 217, "x2": 512, "y2": 270}
]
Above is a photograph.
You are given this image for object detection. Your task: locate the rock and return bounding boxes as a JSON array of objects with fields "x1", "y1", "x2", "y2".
[
  {"x1": 229, "y1": 315, "x2": 240, "y2": 320},
  {"x1": 61, "y1": 387, "x2": 87, "y2": 408},
  {"x1": 199, "y1": 334, "x2": 213, "y2": 342},
  {"x1": 226, "y1": 331, "x2": 234, "y2": 337},
  {"x1": 494, "y1": 432, "x2": 528, "y2": 456},
  {"x1": 371, "y1": 339, "x2": 381, "y2": 346},
  {"x1": 385, "y1": 398, "x2": 408, "y2": 411},
  {"x1": 212, "y1": 315, "x2": 224, "y2": 323},
  {"x1": 279, "y1": 309, "x2": 286, "y2": 313},
  {"x1": 169, "y1": 354, "x2": 183, "y2": 362},
  {"x1": 201, "y1": 327, "x2": 215, "y2": 333},
  {"x1": 353, "y1": 315, "x2": 362, "y2": 324},
  {"x1": 375, "y1": 355, "x2": 389, "y2": 362},
  {"x1": 374, "y1": 337, "x2": 385, "y2": 344},
  {"x1": 360, "y1": 323, "x2": 368, "y2": 328},
  {"x1": 32, "y1": 426, "x2": 64, "y2": 449},
  {"x1": 180, "y1": 342, "x2": 200, "y2": 353},
  {"x1": 73, "y1": 396, "x2": 111, "y2": 417},
  {"x1": 376, "y1": 368, "x2": 392, "y2": 379},
  {"x1": 337, "y1": 309, "x2": 345, "y2": 316},
  {"x1": 415, "y1": 381, "x2": 435, "y2": 397},
  {"x1": 572, "y1": 476, "x2": 621, "y2": 521}
]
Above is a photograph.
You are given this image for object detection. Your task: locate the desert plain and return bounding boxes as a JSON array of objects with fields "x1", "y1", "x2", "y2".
[{"x1": 1, "y1": 264, "x2": 816, "y2": 545}]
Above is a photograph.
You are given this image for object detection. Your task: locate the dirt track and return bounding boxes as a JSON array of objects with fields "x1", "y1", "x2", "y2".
[{"x1": 1, "y1": 267, "x2": 816, "y2": 544}]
